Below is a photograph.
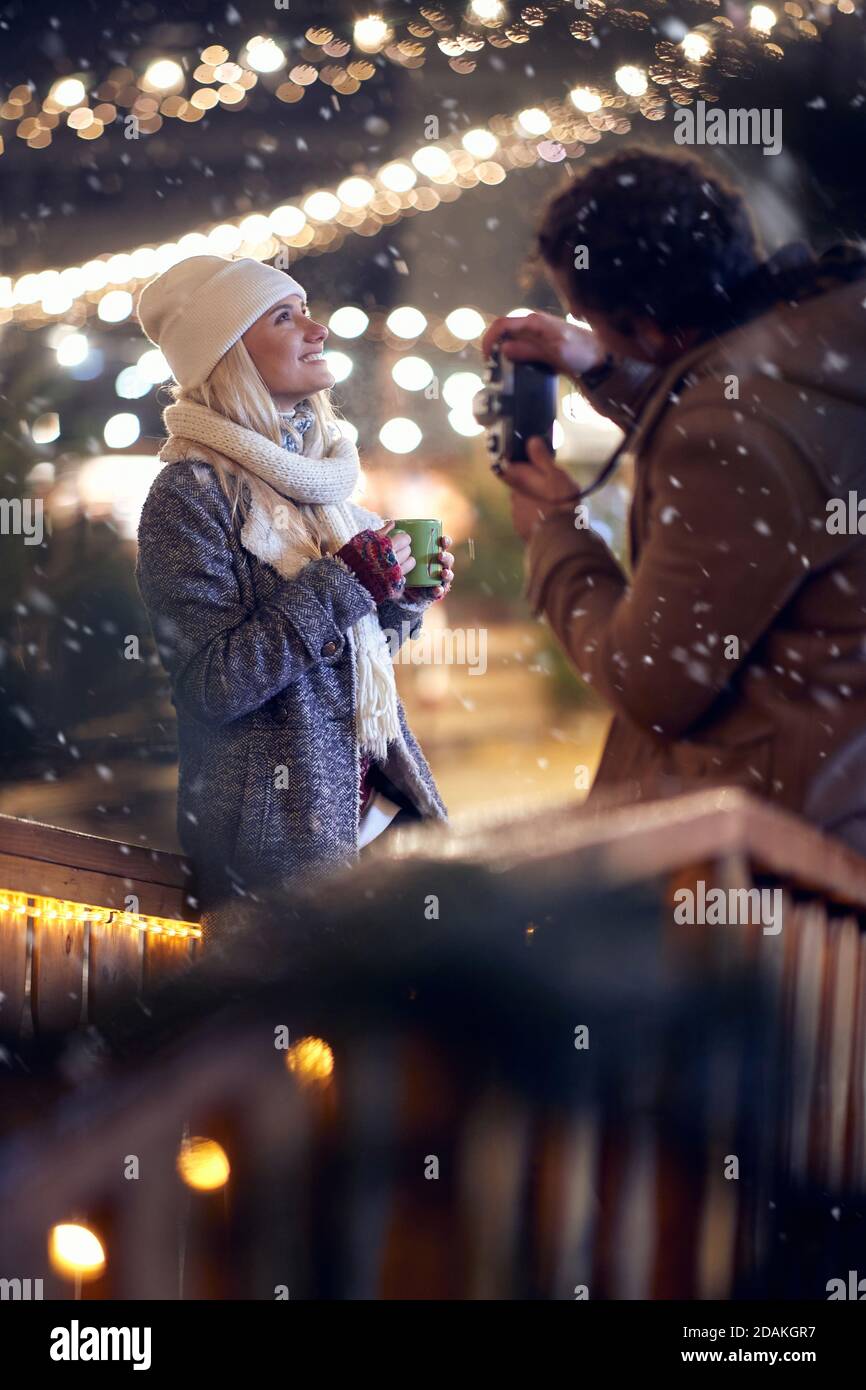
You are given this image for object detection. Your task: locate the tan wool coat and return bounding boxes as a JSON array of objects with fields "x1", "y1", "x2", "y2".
[{"x1": 526, "y1": 256, "x2": 866, "y2": 854}]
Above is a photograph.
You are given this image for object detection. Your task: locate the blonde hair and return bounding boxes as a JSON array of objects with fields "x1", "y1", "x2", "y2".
[{"x1": 168, "y1": 337, "x2": 346, "y2": 560}]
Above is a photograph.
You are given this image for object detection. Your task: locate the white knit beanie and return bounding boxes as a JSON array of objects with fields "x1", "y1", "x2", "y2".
[{"x1": 136, "y1": 255, "x2": 306, "y2": 388}]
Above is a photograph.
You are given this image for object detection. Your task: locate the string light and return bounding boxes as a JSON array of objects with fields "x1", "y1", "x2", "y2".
[
  {"x1": 0, "y1": 887, "x2": 201, "y2": 938},
  {"x1": 269, "y1": 204, "x2": 307, "y2": 237},
  {"x1": 379, "y1": 161, "x2": 416, "y2": 192},
  {"x1": 353, "y1": 16, "x2": 392, "y2": 53},
  {"x1": 570, "y1": 87, "x2": 602, "y2": 113},
  {"x1": 27, "y1": 277, "x2": 610, "y2": 443},
  {"x1": 336, "y1": 176, "x2": 376, "y2": 208},
  {"x1": 244, "y1": 37, "x2": 286, "y2": 73},
  {"x1": 462, "y1": 128, "x2": 498, "y2": 158},
  {"x1": 50, "y1": 77, "x2": 86, "y2": 107},
  {"x1": 303, "y1": 190, "x2": 341, "y2": 220},
  {"x1": 143, "y1": 59, "x2": 184, "y2": 92},
  {"x1": 750, "y1": 5, "x2": 777, "y2": 33},
  {"x1": 0, "y1": 59, "x2": 802, "y2": 332},
  {"x1": 471, "y1": 0, "x2": 505, "y2": 21},
  {"x1": 682, "y1": 31, "x2": 712, "y2": 62},
  {"x1": 615, "y1": 66, "x2": 648, "y2": 97},
  {"x1": 96, "y1": 289, "x2": 133, "y2": 323},
  {"x1": 411, "y1": 145, "x2": 454, "y2": 179},
  {"x1": 516, "y1": 107, "x2": 551, "y2": 135},
  {"x1": 0, "y1": 3, "x2": 842, "y2": 164}
]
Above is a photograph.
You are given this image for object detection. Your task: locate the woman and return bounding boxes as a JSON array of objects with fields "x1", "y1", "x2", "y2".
[{"x1": 134, "y1": 255, "x2": 454, "y2": 936}]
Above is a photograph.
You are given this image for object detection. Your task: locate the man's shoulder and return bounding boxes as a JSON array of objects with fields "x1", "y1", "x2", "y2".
[{"x1": 688, "y1": 272, "x2": 866, "y2": 395}]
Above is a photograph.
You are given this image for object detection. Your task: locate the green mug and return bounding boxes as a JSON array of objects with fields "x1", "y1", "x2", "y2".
[{"x1": 392, "y1": 518, "x2": 443, "y2": 588}]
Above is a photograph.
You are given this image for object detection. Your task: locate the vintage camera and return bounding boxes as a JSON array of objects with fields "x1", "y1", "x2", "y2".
[{"x1": 473, "y1": 340, "x2": 558, "y2": 475}]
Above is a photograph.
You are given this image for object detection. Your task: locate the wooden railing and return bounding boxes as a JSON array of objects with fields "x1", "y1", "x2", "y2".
[
  {"x1": 1, "y1": 788, "x2": 865, "y2": 1299},
  {"x1": 0, "y1": 813, "x2": 200, "y2": 1036},
  {"x1": 387, "y1": 786, "x2": 866, "y2": 1244}
]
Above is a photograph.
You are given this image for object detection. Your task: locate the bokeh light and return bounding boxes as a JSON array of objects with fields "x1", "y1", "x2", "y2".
[
  {"x1": 144, "y1": 59, "x2": 184, "y2": 92},
  {"x1": 386, "y1": 306, "x2": 427, "y2": 339},
  {"x1": 176, "y1": 1137, "x2": 231, "y2": 1191},
  {"x1": 443, "y1": 371, "x2": 484, "y2": 410},
  {"x1": 445, "y1": 307, "x2": 486, "y2": 341},
  {"x1": 97, "y1": 290, "x2": 133, "y2": 323},
  {"x1": 104, "y1": 413, "x2": 140, "y2": 449},
  {"x1": 379, "y1": 417, "x2": 422, "y2": 453},
  {"x1": 392, "y1": 356, "x2": 434, "y2": 391},
  {"x1": 324, "y1": 350, "x2": 352, "y2": 382},
  {"x1": 31, "y1": 413, "x2": 60, "y2": 443},
  {"x1": 245, "y1": 37, "x2": 286, "y2": 72},
  {"x1": 328, "y1": 306, "x2": 369, "y2": 338},
  {"x1": 615, "y1": 66, "x2": 648, "y2": 96},
  {"x1": 56, "y1": 333, "x2": 89, "y2": 367},
  {"x1": 50, "y1": 78, "x2": 86, "y2": 107},
  {"x1": 285, "y1": 1036, "x2": 335, "y2": 1086},
  {"x1": 48, "y1": 1223, "x2": 106, "y2": 1280}
]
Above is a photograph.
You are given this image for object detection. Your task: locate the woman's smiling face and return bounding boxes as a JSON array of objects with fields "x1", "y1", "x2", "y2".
[{"x1": 242, "y1": 293, "x2": 334, "y2": 407}]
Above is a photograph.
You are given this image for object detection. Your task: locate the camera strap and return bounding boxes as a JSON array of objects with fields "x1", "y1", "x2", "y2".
[{"x1": 579, "y1": 442, "x2": 630, "y2": 499}]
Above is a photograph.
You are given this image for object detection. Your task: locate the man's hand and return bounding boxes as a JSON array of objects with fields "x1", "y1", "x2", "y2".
[
  {"x1": 480, "y1": 310, "x2": 605, "y2": 380},
  {"x1": 501, "y1": 437, "x2": 582, "y2": 541}
]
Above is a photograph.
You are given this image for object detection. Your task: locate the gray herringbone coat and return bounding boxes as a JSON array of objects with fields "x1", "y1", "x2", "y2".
[{"x1": 135, "y1": 457, "x2": 447, "y2": 913}]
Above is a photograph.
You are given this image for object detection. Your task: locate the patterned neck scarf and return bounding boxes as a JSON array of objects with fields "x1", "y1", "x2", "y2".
[{"x1": 278, "y1": 399, "x2": 316, "y2": 451}]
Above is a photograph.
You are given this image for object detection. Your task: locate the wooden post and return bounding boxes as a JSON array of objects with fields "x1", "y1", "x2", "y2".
[
  {"x1": 30, "y1": 897, "x2": 86, "y2": 1034},
  {"x1": 0, "y1": 891, "x2": 29, "y2": 1034},
  {"x1": 87, "y1": 914, "x2": 145, "y2": 1025}
]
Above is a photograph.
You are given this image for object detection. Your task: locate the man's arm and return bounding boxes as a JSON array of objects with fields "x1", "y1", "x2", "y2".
[
  {"x1": 480, "y1": 309, "x2": 660, "y2": 433},
  {"x1": 525, "y1": 408, "x2": 812, "y2": 737},
  {"x1": 575, "y1": 354, "x2": 662, "y2": 434}
]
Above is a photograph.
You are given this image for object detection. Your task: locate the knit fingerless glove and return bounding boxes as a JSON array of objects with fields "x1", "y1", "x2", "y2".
[{"x1": 336, "y1": 529, "x2": 407, "y2": 604}]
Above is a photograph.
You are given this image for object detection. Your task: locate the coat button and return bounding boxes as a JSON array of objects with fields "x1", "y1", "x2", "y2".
[
  {"x1": 273, "y1": 705, "x2": 290, "y2": 723},
  {"x1": 321, "y1": 639, "x2": 339, "y2": 657}
]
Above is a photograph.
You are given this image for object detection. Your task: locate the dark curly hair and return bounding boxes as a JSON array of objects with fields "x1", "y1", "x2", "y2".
[{"x1": 528, "y1": 145, "x2": 764, "y2": 336}]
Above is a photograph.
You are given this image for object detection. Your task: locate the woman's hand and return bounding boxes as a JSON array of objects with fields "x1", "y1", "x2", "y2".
[
  {"x1": 336, "y1": 526, "x2": 409, "y2": 603},
  {"x1": 383, "y1": 522, "x2": 453, "y2": 600},
  {"x1": 380, "y1": 521, "x2": 416, "y2": 580},
  {"x1": 501, "y1": 437, "x2": 582, "y2": 541},
  {"x1": 480, "y1": 310, "x2": 605, "y2": 381}
]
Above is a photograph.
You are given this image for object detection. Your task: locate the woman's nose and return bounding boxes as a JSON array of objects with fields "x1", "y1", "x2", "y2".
[{"x1": 308, "y1": 322, "x2": 328, "y2": 344}]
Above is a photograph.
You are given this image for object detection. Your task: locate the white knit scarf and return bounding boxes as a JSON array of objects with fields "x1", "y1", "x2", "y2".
[{"x1": 160, "y1": 399, "x2": 402, "y2": 760}]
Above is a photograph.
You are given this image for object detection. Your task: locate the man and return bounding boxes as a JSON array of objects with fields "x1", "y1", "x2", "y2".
[{"x1": 482, "y1": 146, "x2": 866, "y2": 854}]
